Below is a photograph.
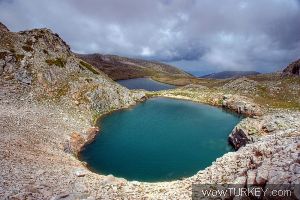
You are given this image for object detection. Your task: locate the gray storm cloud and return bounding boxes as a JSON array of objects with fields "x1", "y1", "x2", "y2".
[{"x1": 0, "y1": 0, "x2": 300, "y2": 73}]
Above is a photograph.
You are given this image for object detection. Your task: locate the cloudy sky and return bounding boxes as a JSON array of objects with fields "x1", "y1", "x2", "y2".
[{"x1": 0, "y1": 0, "x2": 300, "y2": 74}]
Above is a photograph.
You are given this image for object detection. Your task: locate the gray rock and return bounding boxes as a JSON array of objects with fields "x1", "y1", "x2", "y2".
[
  {"x1": 4, "y1": 63, "x2": 15, "y2": 73},
  {"x1": 50, "y1": 192, "x2": 69, "y2": 200},
  {"x1": 0, "y1": 60, "x2": 5, "y2": 75},
  {"x1": 15, "y1": 68, "x2": 32, "y2": 84},
  {"x1": 74, "y1": 168, "x2": 87, "y2": 177},
  {"x1": 74, "y1": 182, "x2": 88, "y2": 193},
  {"x1": 5, "y1": 55, "x2": 13, "y2": 63},
  {"x1": 262, "y1": 123, "x2": 277, "y2": 133}
]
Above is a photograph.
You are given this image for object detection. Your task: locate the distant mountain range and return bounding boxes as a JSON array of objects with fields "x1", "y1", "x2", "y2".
[
  {"x1": 200, "y1": 71, "x2": 260, "y2": 79},
  {"x1": 77, "y1": 53, "x2": 192, "y2": 80}
]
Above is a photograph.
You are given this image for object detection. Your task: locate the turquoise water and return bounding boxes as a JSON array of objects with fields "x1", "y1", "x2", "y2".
[
  {"x1": 117, "y1": 78, "x2": 176, "y2": 91},
  {"x1": 80, "y1": 98, "x2": 242, "y2": 182}
]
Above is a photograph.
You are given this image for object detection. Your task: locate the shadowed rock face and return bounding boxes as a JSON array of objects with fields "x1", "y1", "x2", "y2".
[
  {"x1": 283, "y1": 59, "x2": 300, "y2": 76},
  {"x1": 228, "y1": 128, "x2": 251, "y2": 150},
  {"x1": 0, "y1": 22, "x2": 9, "y2": 32}
]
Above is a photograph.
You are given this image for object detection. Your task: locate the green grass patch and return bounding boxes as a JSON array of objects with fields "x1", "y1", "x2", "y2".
[
  {"x1": 79, "y1": 61, "x2": 100, "y2": 75},
  {"x1": 45, "y1": 57, "x2": 67, "y2": 68}
]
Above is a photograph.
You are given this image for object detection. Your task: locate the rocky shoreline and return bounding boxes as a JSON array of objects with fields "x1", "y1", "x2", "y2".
[{"x1": 1, "y1": 88, "x2": 299, "y2": 199}]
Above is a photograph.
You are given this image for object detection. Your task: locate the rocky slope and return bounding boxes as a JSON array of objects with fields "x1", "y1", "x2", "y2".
[
  {"x1": 228, "y1": 111, "x2": 300, "y2": 149},
  {"x1": 0, "y1": 23, "x2": 144, "y2": 121},
  {"x1": 77, "y1": 53, "x2": 192, "y2": 80},
  {"x1": 200, "y1": 70, "x2": 260, "y2": 79},
  {"x1": 283, "y1": 59, "x2": 300, "y2": 76},
  {"x1": 1, "y1": 22, "x2": 300, "y2": 199}
]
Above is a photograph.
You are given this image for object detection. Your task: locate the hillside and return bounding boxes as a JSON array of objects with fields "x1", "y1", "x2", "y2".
[
  {"x1": 77, "y1": 53, "x2": 192, "y2": 80},
  {"x1": 200, "y1": 70, "x2": 260, "y2": 79},
  {"x1": 283, "y1": 58, "x2": 300, "y2": 76},
  {"x1": 0, "y1": 23, "x2": 144, "y2": 117}
]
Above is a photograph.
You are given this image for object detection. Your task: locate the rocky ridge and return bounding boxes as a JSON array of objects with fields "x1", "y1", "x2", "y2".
[
  {"x1": 77, "y1": 53, "x2": 192, "y2": 80},
  {"x1": 201, "y1": 70, "x2": 260, "y2": 79},
  {"x1": 283, "y1": 59, "x2": 300, "y2": 76}
]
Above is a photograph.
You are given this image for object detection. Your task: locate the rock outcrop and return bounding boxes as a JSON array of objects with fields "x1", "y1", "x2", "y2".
[
  {"x1": 154, "y1": 86, "x2": 263, "y2": 117},
  {"x1": 0, "y1": 23, "x2": 145, "y2": 121},
  {"x1": 228, "y1": 128, "x2": 250, "y2": 150},
  {"x1": 283, "y1": 58, "x2": 300, "y2": 76},
  {"x1": 229, "y1": 111, "x2": 300, "y2": 150},
  {"x1": 221, "y1": 94, "x2": 263, "y2": 116}
]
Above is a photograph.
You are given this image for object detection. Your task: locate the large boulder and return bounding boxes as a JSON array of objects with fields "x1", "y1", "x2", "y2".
[{"x1": 228, "y1": 128, "x2": 251, "y2": 150}]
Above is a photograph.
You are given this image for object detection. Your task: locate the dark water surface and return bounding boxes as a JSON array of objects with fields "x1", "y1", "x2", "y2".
[
  {"x1": 117, "y1": 78, "x2": 176, "y2": 91},
  {"x1": 80, "y1": 98, "x2": 242, "y2": 182}
]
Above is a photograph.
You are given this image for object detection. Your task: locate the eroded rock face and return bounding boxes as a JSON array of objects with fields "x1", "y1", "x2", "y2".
[
  {"x1": 228, "y1": 111, "x2": 300, "y2": 150},
  {"x1": 222, "y1": 94, "x2": 263, "y2": 117},
  {"x1": 283, "y1": 59, "x2": 300, "y2": 76},
  {"x1": 70, "y1": 132, "x2": 85, "y2": 155}
]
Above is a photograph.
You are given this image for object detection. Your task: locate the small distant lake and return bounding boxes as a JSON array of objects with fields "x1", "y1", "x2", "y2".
[
  {"x1": 80, "y1": 98, "x2": 242, "y2": 182},
  {"x1": 117, "y1": 78, "x2": 176, "y2": 91}
]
